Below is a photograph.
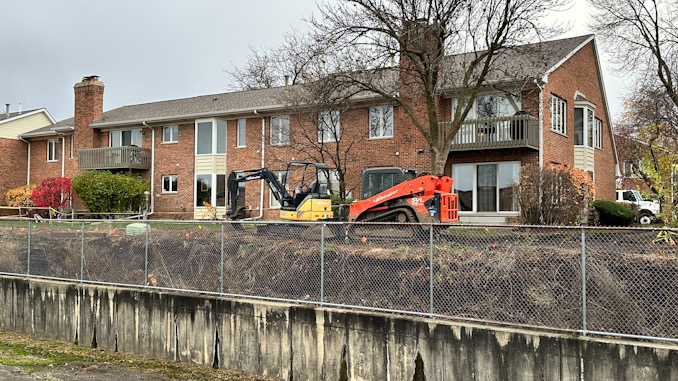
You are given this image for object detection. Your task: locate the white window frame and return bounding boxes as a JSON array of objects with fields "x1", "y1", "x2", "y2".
[
  {"x1": 574, "y1": 106, "x2": 596, "y2": 148},
  {"x1": 69, "y1": 135, "x2": 74, "y2": 159},
  {"x1": 270, "y1": 116, "x2": 290, "y2": 146},
  {"x1": 194, "y1": 173, "x2": 226, "y2": 207},
  {"x1": 109, "y1": 128, "x2": 143, "y2": 147},
  {"x1": 195, "y1": 118, "x2": 226, "y2": 155},
  {"x1": 47, "y1": 138, "x2": 59, "y2": 162},
  {"x1": 237, "y1": 119, "x2": 247, "y2": 148},
  {"x1": 594, "y1": 117, "x2": 603, "y2": 149},
  {"x1": 163, "y1": 125, "x2": 178, "y2": 143},
  {"x1": 550, "y1": 95, "x2": 567, "y2": 135},
  {"x1": 369, "y1": 105, "x2": 394, "y2": 139},
  {"x1": 452, "y1": 161, "x2": 521, "y2": 214},
  {"x1": 162, "y1": 175, "x2": 178, "y2": 194},
  {"x1": 318, "y1": 110, "x2": 340, "y2": 143}
]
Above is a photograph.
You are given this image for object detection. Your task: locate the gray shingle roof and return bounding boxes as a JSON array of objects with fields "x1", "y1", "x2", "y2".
[
  {"x1": 20, "y1": 117, "x2": 74, "y2": 138},
  {"x1": 81, "y1": 34, "x2": 593, "y2": 127},
  {"x1": 0, "y1": 109, "x2": 40, "y2": 122},
  {"x1": 91, "y1": 86, "x2": 292, "y2": 127},
  {"x1": 440, "y1": 34, "x2": 593, "y2": 88}
]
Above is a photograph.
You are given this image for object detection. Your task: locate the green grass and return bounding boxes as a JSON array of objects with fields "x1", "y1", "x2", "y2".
[{"x1": 0, "y1": 330, "x2": 269, "y2": 380}]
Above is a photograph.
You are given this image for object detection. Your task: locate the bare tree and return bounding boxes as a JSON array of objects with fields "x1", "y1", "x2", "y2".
[
  {"x1": 269, "y1": 76, "x2": 363, "y2": 201},
  {"x1": 225, "y1": 30, "x2": 326, "y2": 91},
  {"x1": 308, "y1": 0, "x2": 569, "y2": 174},
  {"x1": 589, "y1": 0, "x2": 678, "y2": 108}
]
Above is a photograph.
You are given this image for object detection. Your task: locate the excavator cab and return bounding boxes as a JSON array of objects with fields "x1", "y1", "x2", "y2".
[{"x1": 280, "y1": 161, "x2": 333, "y2": 221}]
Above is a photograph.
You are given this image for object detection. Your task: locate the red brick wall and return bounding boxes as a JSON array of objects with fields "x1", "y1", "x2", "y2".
[
  {"x1": 152, "y1": 123, "x2": 195, "y2": 217},
  {"x1": 29, "y1": 138, "x2": 64, "y2": 184},
  {"x1": 0, "y1": 139, "x2": 28, "y2": 201},
  {"x1": 544, "y1": 41, "x2": 616, "y2": 200},
  {"x1": 212, "y1": 105, "x2": 433, "y2": 219}
]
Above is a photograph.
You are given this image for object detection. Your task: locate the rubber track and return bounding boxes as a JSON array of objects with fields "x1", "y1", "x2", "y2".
[{"x1": 358, "y1": 207, "x2": 417, "y2": 223}]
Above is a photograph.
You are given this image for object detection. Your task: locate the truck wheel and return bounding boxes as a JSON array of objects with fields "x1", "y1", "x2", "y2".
[{"x1": 638, "y1": 213, "x2": 653, "y2": 225}]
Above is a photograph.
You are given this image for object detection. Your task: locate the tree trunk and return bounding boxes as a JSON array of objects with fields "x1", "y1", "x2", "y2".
[{"x1": 429, "y1": 147, "x2": 448, "y2": 176}]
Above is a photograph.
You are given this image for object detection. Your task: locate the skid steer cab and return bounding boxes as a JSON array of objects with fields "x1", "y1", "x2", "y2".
[{"x1": 225, "y1": 161, "x2": 333, "y2": 221}]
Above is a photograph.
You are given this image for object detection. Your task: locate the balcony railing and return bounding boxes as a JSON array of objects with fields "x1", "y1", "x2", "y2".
[
  {"x1": 440, "y1": 114, "x2": 539, "y2": 151},
  {"x1": 78, "y1": 146, "x2": 151, "y2": 171}
]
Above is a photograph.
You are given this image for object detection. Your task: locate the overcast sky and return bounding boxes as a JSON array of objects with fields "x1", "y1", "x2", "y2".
[{"x1": 1, "y1": 0, "x2": 628, "y2": 123}]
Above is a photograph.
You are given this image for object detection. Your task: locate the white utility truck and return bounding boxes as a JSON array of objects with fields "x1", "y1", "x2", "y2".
[{"x1": 616, "y1": 189, "x2": 660, "y2": 224}]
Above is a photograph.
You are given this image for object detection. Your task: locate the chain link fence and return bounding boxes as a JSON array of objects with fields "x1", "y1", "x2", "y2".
[{"x1": 0, "y1": 219, "x2": 677, "y2": 342}]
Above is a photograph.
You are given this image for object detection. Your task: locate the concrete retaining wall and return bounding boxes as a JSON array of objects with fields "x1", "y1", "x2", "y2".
[{"x1": 1, "y1": 275, "x2": 677, "y2": 380}]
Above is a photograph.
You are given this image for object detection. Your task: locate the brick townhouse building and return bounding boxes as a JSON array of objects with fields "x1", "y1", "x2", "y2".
[{"x1": 17, "y1": 34, "x2": 618, "y2": 223}]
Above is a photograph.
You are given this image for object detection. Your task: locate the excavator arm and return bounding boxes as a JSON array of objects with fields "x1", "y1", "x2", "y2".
[{"x1": 226, "y1": 168, "x2": 292, "y2": 219}]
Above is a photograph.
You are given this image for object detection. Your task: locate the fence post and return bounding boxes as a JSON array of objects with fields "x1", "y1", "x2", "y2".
[
  {"x1": 320, "y1": 223, "x2": 325, "y2": 307},
  {"x1": 220, "y1": 222, "x2": 224, "y2": 295},
  {"x1": 581, "y1": 228, "x2": 587, "y2": 336},
  {"x1": 80, "y1": 221, "x2": 85, "y2": 283},
  {"x1": 27, "y1": 220, "x2": 31, "y2": 276},
  {"x1": 144, "y1": 221, "x2": 149, "y2": 287},
  {"x1": 429, "y1": 224, "x2": 434, "y2": 319}
]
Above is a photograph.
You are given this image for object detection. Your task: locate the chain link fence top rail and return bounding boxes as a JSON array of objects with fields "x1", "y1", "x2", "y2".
[{"x1": 0, "y1": 218, "x2": 677, "y2": 342}]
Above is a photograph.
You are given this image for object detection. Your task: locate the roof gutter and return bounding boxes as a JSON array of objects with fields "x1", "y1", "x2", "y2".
[
  {"x1": 90, "y1": 104, "x2": 288, "y2": 129},
  {"x1": 19, "y1": 137, "x2": 30, "y2": 185},
  {"x1": 89, "y1": 93, "x2": 385, "y2": 129}
]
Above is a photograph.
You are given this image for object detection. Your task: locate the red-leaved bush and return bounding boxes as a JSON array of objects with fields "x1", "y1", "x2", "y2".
[{"x1": 30, "y1": 177, "x2": 72, "y2": 210}]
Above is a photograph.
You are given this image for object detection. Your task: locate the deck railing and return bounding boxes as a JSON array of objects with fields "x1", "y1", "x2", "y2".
[
  {"x1": 440, "y1": 114, "x2": 539, "y2": 151},
  {"x1": 78, "y1": 146, "x2": 151, "y2": 170}
]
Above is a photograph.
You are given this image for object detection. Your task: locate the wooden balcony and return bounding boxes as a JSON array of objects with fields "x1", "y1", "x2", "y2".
[
  {"x1": 78, "y1": 146, "x2": 151, "y2": 171},
  {"x1": 441, "y1": 114, "x2": 539, "y2": 151}
]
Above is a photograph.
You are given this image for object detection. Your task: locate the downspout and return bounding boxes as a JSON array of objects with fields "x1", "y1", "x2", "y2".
[
  {"x1": 246, "y1": 110, "x2": 265, "y2": 220},
  {"x1": 60, "y1": 134, "x2": 65, "y2": 177},
  {"x1": 19, "y1": 137, "x2": 30, "y2": 185},
  {"x1": 534, "y1": 78, "x2": 545, "y2": 167},
  {"x1": 535, "y1": 78, "x2": 545, "y2": 224},
  {"x1": 143, "y1": 121, "x2": 155, "y2": 216}
]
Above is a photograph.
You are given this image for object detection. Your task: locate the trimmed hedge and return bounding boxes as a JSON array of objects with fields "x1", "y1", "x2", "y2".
[
  {"x1": 593, "y1": 200, "x2": 637, "y2": 226},
  {"x1": 72, "y1": 171, "x2": 149, "y2": 216}
]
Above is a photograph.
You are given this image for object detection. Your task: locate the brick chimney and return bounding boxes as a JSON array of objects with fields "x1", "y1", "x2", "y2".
[
  {"x1": 398, "y1": 19, "x2": 443, "y2": 99},
  {"x1": 73, "y1": 75, "x2": 104, "y2": 159}
]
